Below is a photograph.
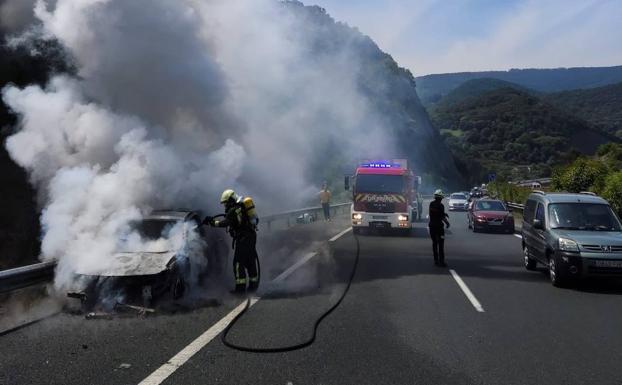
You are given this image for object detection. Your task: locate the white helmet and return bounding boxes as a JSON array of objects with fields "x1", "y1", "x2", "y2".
[{"x1": 220, "y1": 189, "x2": 238, "y2": 204}]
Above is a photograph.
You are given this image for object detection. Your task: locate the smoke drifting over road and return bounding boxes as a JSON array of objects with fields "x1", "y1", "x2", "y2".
[{"x1": 2, "y1": 0, "x2": 396, "y2": 289}]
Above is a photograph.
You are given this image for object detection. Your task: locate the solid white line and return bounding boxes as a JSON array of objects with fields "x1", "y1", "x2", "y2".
[
  {"x1": 513, "y1": 233, "x2": 522, "y2": 239},
  {"x1": 272, "y1": 251, "x2": 318, "y2": 283},
  {"x1": 449, "y1": 269, "x2": 485, "y2": 313},
  {"x1": 138, "y1": 298, "x2": 259, "y2": 385},
  {"x1": 329, "y1": 227, "x2": 352, "y2": 242},
  {"x1": 139, "y1": 233, "x2": 333, "y2": 384}
]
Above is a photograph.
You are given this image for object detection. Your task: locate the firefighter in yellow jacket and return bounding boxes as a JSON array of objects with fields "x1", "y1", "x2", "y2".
[{"x1": 204, "y1": 189, "x2": 260, "y2": 294}]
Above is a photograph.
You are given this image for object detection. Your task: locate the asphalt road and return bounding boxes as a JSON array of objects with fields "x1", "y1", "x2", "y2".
[{"x1": 2, "y1": 202, "x2": 622, "y2": 385}]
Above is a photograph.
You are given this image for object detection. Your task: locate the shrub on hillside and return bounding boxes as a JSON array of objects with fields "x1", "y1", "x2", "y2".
[
  {"x1": 602, "y1": 171, "x2": 622, "y2": 215},
  {"x1": 487, "y1": 182, "x2": 531, "y2": 204},
  {"x1": 551, "y1": 157, "x2": 608, "y2": 193}
]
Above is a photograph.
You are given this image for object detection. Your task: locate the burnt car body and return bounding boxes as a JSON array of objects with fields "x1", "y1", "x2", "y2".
[
  {"x1": 468, "y1": 199, "x2": 515, "y2": 233},
  {"x1": 69, "y1": 210, "x2": 228, "y2": 311}
]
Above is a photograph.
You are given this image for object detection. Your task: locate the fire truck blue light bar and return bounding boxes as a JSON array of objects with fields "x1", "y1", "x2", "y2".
[{"x1": 360, "y1": 162, "x2": 401, "y2": 168}]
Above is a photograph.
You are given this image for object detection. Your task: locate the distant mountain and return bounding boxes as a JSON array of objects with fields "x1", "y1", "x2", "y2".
[
  {"x1": 433, "y1": 78, "x2": 531, "y2": 107},
  {"x1": 416, "y1": 66, "x2": 622, "y2": 106},
  {"x1": 429, "y1": 87, "x2": 614, "y2": 183},
  {"x1": 544, "y1": 82, "x2": 622, "y2": 138}
]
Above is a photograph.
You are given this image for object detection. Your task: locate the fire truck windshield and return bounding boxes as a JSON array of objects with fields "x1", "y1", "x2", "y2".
[{"x1": 355, "y1": 174, "x2": 405, "y2": 193}]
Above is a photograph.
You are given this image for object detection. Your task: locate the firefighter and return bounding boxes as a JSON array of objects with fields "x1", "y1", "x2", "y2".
[
  {"x1": 204, "y1": 189, "x2": 260, "y2": 294},
  {"x1": 429, "y1": 189, "x2": 450, "y2": 267}
]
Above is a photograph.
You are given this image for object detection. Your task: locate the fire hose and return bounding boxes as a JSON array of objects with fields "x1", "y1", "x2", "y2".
[{"x1": 221, "y1": 232, "x2": 360, "y2": 353}]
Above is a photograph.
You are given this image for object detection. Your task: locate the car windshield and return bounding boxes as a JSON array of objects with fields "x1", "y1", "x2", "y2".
[
  {"x1": 475, "y1": 200, "x2": 506, "y2": 211},
  {"x1": 549, "y1": 203, "x2": 622, "y2": 231},
  {"x1": 117, "y1": 219, "x2": 184, "y2": 253},
  {"x1": 131, "y1": 219, "x2": 180, "y2": 240},
  {"x1": 451, "y1": 194, "x2": 466, "y2": 200},
  {"x1": 355, "y1": 174, "x2": 404, "y2": 193}
]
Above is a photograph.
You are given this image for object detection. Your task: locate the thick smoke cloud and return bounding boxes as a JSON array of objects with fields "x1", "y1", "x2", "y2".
[
  {"x1": 0, "y1": 0, "x2": 37, "y2": 33},
  {"x1": 3, "y1": 0, "x2": 395, "y2": 289}
]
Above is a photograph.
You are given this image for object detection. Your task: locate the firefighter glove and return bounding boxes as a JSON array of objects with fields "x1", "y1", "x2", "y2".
[{"x1": 203, "y1": 216, "x2": 215, "y2": 226}]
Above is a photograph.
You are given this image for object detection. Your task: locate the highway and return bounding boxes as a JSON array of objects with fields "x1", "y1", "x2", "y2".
[{"x1": 2, "y1": 202, "x2": 622, "y2": 385}]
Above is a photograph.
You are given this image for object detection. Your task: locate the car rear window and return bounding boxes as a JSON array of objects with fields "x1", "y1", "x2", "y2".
[{"x1": 475, "y1": 200, "x2": 506, "y2": 211}]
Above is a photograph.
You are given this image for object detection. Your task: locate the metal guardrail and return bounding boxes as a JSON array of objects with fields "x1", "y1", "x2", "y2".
[
  {"x1": 262, "y1": 202, "x2": 351, "y2": 230},
  {"x1": 506, "y1": 202, "x2": 525, "y2": 210},
  {"x1": 0, "y1": 261, "x2": 56, "y2": 294},
  {"x1": 0, "y1": 203, "x2": 353, "y2": 293}
]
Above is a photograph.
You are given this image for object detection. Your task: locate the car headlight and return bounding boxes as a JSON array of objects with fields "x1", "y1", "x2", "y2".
[
  {"x1": 475, "y1": 217, "x2": 486, "y2": 222},
  {"x1": 352, "y1": 213, "x2": 362, "y2": 220},
  {"x1": 558, "y1": 237, "x2": 579, "y2": 252},
  {"x1": 398, "y1": 214, "x2": 408, "y2": 221}
]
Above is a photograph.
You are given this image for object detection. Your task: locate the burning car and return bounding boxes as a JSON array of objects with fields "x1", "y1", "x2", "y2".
[{"x1": 68, "y1": 210, "x2": 228, "y2": 312}]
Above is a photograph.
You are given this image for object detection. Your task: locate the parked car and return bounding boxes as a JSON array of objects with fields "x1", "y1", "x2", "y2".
[
  {"x1": 448, "y1": 193, "x2": 469, "y2": 211},
  {"x1": 468, "y1": 199, "x2": 515, "y2": 233},
  {"x1": 68, "y1": 210, "x2": 228, "y2": 311},
  {"x1": 521, "y1": 191, "x2": 622, "y2": 287}
]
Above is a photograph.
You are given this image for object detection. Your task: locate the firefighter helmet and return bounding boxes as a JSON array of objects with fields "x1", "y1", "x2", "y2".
[{"x1": 220, "y1": 189, "x2": 238, "y2": 204}]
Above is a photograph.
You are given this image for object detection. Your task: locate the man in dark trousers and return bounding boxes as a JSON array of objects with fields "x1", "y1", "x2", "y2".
[
  {"x1": 204, "y1": 189, "x2": 260, "y2": 294},
  {"x1": 319, "y1": 182, "x2": 332, "y2": 222},
  {"x1": 429, "y1": 189, "x2": 450, "y2": 267}
]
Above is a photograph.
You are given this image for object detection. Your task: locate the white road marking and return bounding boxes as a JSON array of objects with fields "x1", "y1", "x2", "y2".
[
  {"x1": 329, "y1": 227, "x2": 352, "y2": 242},
  {"x1": 513, "y1": 234, "x2": 522, "y2": 239},
  {"x1": 138, "y1": 227, "x2": 352, "y2": 385},
  {"x1": 138, "y1": 298, "x2": 259, "y2": 385},
  {"x1": 449, "y1": 269, "x2": 485, "y2": 313},
  {"x1": 272, "y1": 251, "x2": 317, "y2": 283}
]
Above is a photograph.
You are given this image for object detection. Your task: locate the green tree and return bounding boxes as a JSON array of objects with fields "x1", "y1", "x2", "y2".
[
  {"x1": 552, "y1": 157, "x2": 608, "y2": 193},
  {"x1": 602, "y1": 171, "x2": 622, "y2": 215}
]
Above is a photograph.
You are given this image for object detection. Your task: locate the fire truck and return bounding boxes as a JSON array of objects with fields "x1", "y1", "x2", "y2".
[{"x1": 345, "y1": 159, "x2": 422, "y2": 234}]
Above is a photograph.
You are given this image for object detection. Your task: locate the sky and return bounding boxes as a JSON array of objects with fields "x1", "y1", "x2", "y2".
[{"x1": 311, "y1": 0, "x2": 622, "y2": 76}]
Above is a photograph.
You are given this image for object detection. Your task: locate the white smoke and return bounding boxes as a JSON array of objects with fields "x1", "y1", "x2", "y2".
[
  {"x1": 2, "y1": 0, "x2": 395, "y2": 289},
  {"x1": 0, "y1": 0, "x2": 37, "y2": 33}
]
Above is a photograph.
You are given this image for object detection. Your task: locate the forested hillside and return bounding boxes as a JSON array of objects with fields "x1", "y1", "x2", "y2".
[
  {"x1": 544, "y1": 82, "x2": 622, "y2": 138},
  {"x1": 417, "y1": 66, "x2": 622, "y2": 106},
  {"x1": 0, "y1": 39, "x2": 71, "y2": 269},
  {"x1": 430, "y1": 86, "x2": 613, "y2": 184}
]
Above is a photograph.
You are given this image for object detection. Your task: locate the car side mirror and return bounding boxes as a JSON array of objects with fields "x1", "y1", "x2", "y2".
[
  {"x1": 344, "y1": 176, "x2": 350, "y2": 191},
  {"x1": 533, "y1": 219, "x2": 544, "y2": 230}
]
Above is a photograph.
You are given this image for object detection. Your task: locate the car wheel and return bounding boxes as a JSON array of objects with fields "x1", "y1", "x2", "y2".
[
  {"x1": 523, "y1": 245, "x2": 537, "y2": 271},
  {"x1": 548, "y1": 254, "x2": 568, "y2": 287},
  {"x1": 171, "y1": 269, "x2": 186, "y2": 299}
]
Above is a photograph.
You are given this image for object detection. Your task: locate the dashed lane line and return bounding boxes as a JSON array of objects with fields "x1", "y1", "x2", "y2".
[
  {"x1": 449, "y1": 269, "x2": 485, "y2": 313},
  {"x1": 329, "y1": 226, "x2": 352, "y2": 242},
  {"x1": 272, "y1": 251, "x2": 318, "y2": 283},
  {"x1": 138, "y1": 227, "x2": 352, "y2": 385},
  {"x1": 514, "y1": 233, "x2": 522, "y2": 239}
]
